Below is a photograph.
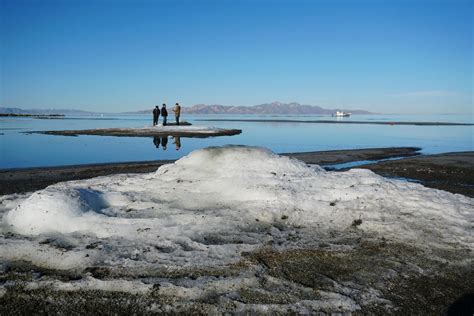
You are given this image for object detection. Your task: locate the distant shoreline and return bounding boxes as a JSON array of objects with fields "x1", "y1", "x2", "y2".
[
  {"x1": 0, "y1": 113, "x2": 65, "y2": 118},
  {"x1": 197, "y1": 118, "x2": 474, "y2": 126}
]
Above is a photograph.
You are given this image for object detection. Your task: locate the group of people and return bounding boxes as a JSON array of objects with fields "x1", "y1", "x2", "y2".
[{"x1": 153, "y1": 103, "x2": 181, "y2": 126}]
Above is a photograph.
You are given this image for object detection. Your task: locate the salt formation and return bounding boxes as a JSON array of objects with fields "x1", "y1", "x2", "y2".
[{"x1": 3, "y1": 146, "x2": 472, "y2": 273}]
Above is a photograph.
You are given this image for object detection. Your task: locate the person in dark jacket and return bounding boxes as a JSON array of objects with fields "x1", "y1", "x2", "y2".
[
  {"x1": 161, "y1": 104, "x2": 168, "y2": 126},
  {"x1": 152, "y1": 106, "x2": 160, "y2": 126}
]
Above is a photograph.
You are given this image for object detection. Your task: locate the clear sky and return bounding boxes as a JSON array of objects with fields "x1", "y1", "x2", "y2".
[{"x1": 1, "y1": 0, "x2": 472, "y2": 113}]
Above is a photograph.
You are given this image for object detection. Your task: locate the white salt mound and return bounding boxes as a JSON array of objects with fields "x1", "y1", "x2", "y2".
[{"x1": 2, "y1": 146, "x2": 473, "y2": 271}]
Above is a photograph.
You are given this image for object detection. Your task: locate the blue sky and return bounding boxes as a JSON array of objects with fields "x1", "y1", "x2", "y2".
[{"x1": 1, "y1": 0, "x2": 472, "y2": 113}]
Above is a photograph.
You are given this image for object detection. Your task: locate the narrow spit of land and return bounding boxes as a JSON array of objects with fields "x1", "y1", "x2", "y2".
[
  {"x1": 0, "y1": 147, "x2": 420, "y2": 195},
  {"x1": 197, "y1": 118, "x2": 474, "y2": 126},
  {"x1": 0, "y1": 113, "x2": 65, "y2": 118}
]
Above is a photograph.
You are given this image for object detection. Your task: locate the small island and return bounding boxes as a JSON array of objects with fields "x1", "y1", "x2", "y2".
[{"x1": 28, "y1": 124, "x2": 242, "y2": 138}]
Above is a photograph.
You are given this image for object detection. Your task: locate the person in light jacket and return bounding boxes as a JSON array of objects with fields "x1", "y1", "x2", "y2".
[{"x1": 172, "y1": 103, "x2": 181, "y2": 125}]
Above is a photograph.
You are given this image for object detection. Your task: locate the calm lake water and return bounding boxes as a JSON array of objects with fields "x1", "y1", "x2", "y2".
[{"x1": 1, "y1": 114, "x2": 472, "y2": 169}]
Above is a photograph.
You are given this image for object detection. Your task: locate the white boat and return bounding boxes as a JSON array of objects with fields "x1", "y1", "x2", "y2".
[{"x1": 333, "y1": 111, "x2": 351, "y2": 117}]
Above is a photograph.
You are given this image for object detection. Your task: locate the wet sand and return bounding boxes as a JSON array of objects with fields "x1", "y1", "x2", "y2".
[
  {"x1": 359, "y1": 152, "x2": 474, "y2": 197},
  {"x1": 0, "y1": 147, "x2": 429, "y2": 196},
  {"x1": 198, "y1": 118, "x2": 474, "y2": 126},
  {"x1": 281, "y1": 146, "x2": 421, "y2": 164},
  {"x1": 0, "y1": 160, "x2": 173, "y2": 195}
]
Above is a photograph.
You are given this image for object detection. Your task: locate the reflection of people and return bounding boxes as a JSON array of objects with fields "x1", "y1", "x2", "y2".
[
  {"x1": 173, "y1": 136, "x2": 181, "y2": 150},
  {"x1": 161, "y1": 104, "x2": 168, "y2": 126},
  {"x1": 152, "y1": 106, "x2": 160, "y2": 126},
  {"x1": 153, "y1": 136, "x2": 160, "y2": 148},
  {"x1": 172, "y1": 103, "x2": 181, "y2": 125},
  {"x1": 161, "y1": 136, "x2": 168, "y2": 150}
]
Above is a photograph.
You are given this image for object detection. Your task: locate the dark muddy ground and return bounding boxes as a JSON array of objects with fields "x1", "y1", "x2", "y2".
[
  {"x1": 359, "y1": 152, "x2": 474, "y2": 197},
  {"x1": 282, "y1": 146, "x2": 421, "y2": 165},
  {"x1": 2, "y1": 147, "x2": 473, "y2": 197},
  {"x1": 0, "y1": 160, "x2": 173, "y2": 195},
  {"x1": 0, "y1": 147, "x2": 420, "y2": 195}
]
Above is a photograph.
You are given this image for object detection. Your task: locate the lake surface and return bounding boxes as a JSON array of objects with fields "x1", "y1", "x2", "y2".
[{"x1": 1, "y1": 114, "x2": 472, "y2": 169}]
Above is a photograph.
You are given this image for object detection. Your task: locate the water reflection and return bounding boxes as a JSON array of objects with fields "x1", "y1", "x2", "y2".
[
  {"x1": 173, "y1": 136, "x2": 181, "y2": 150},
  {"x1": 161, "y1": 136, "x2": 168, "y2": 150},
  {"x1": 152, "y1": 136, "x2": 182, "y2": 151},
  {"x1": 2, "y1": 114, "x2": 472, "y2": 169},
  {"x1": 153, "y1": 136, "x2": 160, "y2": 148},
  {"x1": 153, "y1": 136, "x2": 181, "y2": 150},
  {"x1": 152, "y1": 136, "x2": 169, "y2": 150}
]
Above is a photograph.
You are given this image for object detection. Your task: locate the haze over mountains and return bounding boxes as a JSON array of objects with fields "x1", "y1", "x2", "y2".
[
  {"x1": 1, "y1": 102, "x2": 372, "y2": 115},
  {"x1": 0, "y1": 107, "x2": 95, "y2": 116},
  {"x1": 182, "y1": 102, "x2": 371, "y2": 114}
]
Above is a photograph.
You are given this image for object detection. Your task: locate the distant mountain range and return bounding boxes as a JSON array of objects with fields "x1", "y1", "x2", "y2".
[
  {"x1": 182, "y1": 102, "x2": 372, "y2": 115},
  {"x1": 1, "y1": 102, "x2": 372, "y2": 116}
]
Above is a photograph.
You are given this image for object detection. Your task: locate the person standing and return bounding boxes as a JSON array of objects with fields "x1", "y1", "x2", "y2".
[
  {"x1": 152, "y1": 105, "x2": 160, "y2": 126},
  {"x1": 161, "y1": 104, "x2": 168, "y2": 126},
  {"x1": 172, "y1": 103, "x2": 181, "y2": 125}
]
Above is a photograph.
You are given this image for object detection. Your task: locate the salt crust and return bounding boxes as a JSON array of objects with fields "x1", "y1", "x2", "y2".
[{"x1": 1, "y1": 146, "x2": 472, "y2": 305}]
